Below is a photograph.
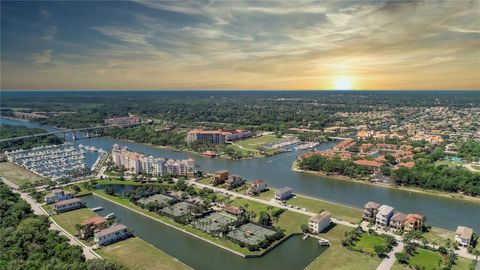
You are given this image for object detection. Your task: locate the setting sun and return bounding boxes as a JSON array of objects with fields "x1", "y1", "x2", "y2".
[{"x1": 334, "y1": 77, "x2": 353, "y2": 90}]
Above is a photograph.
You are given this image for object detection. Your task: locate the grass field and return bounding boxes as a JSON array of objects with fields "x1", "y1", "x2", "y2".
[
  {"x1": 392, "y1": 257, "x2": 477, "y2": 270},
  {"x1": 408, "y1": 248, "x2": 444, "y2": 270},
  {"x1": 51, "y1": 208, "x2": 96, "y2": 236},
  {"x1": 286, "y1": 195, "x2": 362, "y2": 224},
  {"x1": 228, "y1": 198, "x2": 279, "y2": 216},
  {"x1": 275, "y1": 210, "x2": 308, "y2": 235},
  {"x1": 256, "y1": 189, "x2": 275, "y2": 200},
  {"x1": 229, "y1": 135, "x2": 282, "y2": 157},
  {"x1": 97, "y1": 237, "x2": 192, "y2": 270},
  {"x1": 352, "y1": 233, "x2": 387, "y2": 254},
  {"x1": 0, "y1": 162, "x2": 45, "y2": 187},
  {"x1": 197, "y1": 177, "x2": 212, "y2": 185},
  {"x1": 423, "y1": 227, "x2": 456, "y2": 246},
  {"x1": 306, "y1": 224, "x2": 382, "y2": 270}
]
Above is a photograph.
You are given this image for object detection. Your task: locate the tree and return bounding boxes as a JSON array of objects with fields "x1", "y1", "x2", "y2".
[
  {"x1": 258, "y1": 211, "x2": 272, "y2": 226},
  {"x1": 374, "y1": 245, "x2": 387, "y2": 257},
  {"x1": 300, "y1": 224, "x2": 309, "y2": 233},
  {"x1": 395, "y1": 252, "x2": 408, "y2": 264}
]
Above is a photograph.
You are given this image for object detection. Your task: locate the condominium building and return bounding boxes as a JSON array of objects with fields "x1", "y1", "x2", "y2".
[
  {"x1": 94, "y1": 224, "x2": 130, "y2": 246},
  {"x1": 187, "y1": 129, "x2": 252, "y2": 144},
  {"x1": 54, "y1": 198, "x2": 84, "y2": 213},
  {"x1": 112, "y1": 144, "x2": 196, "y2": 176}
]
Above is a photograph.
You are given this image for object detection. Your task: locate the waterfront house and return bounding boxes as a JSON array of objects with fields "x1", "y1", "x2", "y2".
[
  {"x1": 223, "y1": 205, "x2": 244, "y2": 216},
  {"x1": 213, "y1": 170, "x2": 229, "y2": 185},
  {"x1": 54, "y1": 198, "x2": 84, "y2": 213},
  {"x1": 354, "y1": 160, "x2": 383, "y2": 173},
  {"x1": 363, "y1": 201, "x2": 380, "y2": 222},
  {"x1": 44, "y1": 189, "x2": 74, "y2": 204},
  {"x1": 94, "y1": 224, "x2": 130, "y2": 246},
  {"x1": 403, "y1": 214, "x2": 424, "y2": 233},
  {"x1": 389, "y1": 212, "x2": 407, "y2": 231},
  {"x1": 225, "y1": 175, "x2": 245, "y2": 189},
  {"x1": 375, "y1": 205, "x2": 394, "y2": 229},
  {"x1": 308, "y1": 211, "x2": 331, "y2": 233},
  {"x1": 455, "y1": 226, "x2": 473, "y2": 247},
  {"x1": 79, "y1": 216, "x2": 108, "y2": 238},
  {"x1": 275, "y1": 187, "x2": 293, "y2": 200},
  {"x1": 248, "y1": 179, "x2": 267, "y2": 194}
]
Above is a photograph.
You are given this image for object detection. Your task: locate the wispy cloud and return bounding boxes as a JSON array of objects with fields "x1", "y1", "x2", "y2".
[{"x1": 32, "y1": 50, "x2": 53, "y2": 65}]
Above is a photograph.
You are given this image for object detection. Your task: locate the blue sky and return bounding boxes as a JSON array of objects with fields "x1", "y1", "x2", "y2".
[{"x1": 1, "y1": 0, "x2": 479, "y2": 90}]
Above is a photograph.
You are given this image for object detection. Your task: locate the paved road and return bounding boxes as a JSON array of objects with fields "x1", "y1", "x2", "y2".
[
  {"x1": 190, "y1": 180, "x2": 358, "y2": 228},
  {"x1": 376, "y1": 242, "x2": 405, "y2": 270}
]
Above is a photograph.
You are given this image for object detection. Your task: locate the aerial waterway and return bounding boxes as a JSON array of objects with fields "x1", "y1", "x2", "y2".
[{"x1": 1, "y1": 117, "x2": 479, "y2": 231}]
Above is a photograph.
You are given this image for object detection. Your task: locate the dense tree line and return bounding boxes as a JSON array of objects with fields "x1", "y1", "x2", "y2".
[
  {"x1": 0, "y1": 125, "x2": 63, "y2": 151},
  {"x1": 298, "y1": 155, "x2": 370, "y2": 178},
  {"x1": 391, "y1": 162, "x2": 480, "y2": 196},
  {"x1": 2, "y1": 91, "x2": 479, "y2": 130},
  {"x1": 0, "y1": 183, "x2": 123, "y2": 269},
  {"x1": 457, "y1": 140, "x2": 480, "y2": 162}
]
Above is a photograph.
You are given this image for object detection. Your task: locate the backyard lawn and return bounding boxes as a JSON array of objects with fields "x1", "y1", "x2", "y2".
[
  {"x1": 423, "y1": 227, "x2": 456, "y2": 247},
  {"x1": 306, "y1": 225, "x2": 382, "y2": 270},
  {"x1": 408, "y1": 248, "x2": 444, "y2": 270},
  {"x1": 98, "y1": 237, "x2": 192, "y2": 270},
  {"x1": 352, "y1": 233, "x2": 387, "y2": 254},
  {"x1": 228, "y1": 198, "x2": 278, "y2": 215},
  {"x1": 286, "y1": 195, "x2": 362, "y2": 224},
  {"x1": 0, "y1": 162, "x2": 45, "y2": 187},
  {"x1": 275, "y1": 210, "x2": 308, "y2": 235},
  {"x1": 51, "y1": 208, "x2": 96, "y2": 236}
]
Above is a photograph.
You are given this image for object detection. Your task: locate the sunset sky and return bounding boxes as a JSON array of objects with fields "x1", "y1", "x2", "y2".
[{"x1": 1, "y1": 0, "x2": 479, "y2": 90}]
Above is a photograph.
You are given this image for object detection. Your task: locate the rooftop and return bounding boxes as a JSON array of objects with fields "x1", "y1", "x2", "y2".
[
  {"x1": 54, "y1": 198, "x2": 81, "y2": 206},
  {"x1": 81, "y1": 216, "x2": 107, "y2": 226},
  {"x1": 275, "y1": 187, "x2": 292, "y2": 195},
  {"x1": 456, "y1": 226, "x2": 473, "y2": 240},
  {"x1": 377, "y1": 205, "x2": 394, "y2": 215},
  {"x1": 309, "y1": 211, "x2": 331, "y2": 223},
  {"x1": 94, "y1": 224, "x2": 128, "y2": 238}
]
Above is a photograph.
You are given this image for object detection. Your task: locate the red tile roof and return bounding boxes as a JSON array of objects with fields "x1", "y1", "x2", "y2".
[
  {"x1": 81, "y1": 216, "x2": 107, "y2": 226},
  {"x1": 354, "y1": 159, "x2": 383, "y2": 168}
]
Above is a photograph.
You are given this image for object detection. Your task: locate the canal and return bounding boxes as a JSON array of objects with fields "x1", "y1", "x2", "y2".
[
  {"x1": 82, "y1": 194, "x2": 327, "y2": 270},
  {"x1": 1, "y1": 117, "x2": 479, "y2": 230}
]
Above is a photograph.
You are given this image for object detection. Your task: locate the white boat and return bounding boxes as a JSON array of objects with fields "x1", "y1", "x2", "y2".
[
  {"x1": 318, "y1": 239, "x2": 331, "y2": 246},
  {"x1": 105, "y1": 213, "x2": 115, "y2": 219},
  {"x1": 91, "y1": 207, "x2": 103, "y2": 211}
]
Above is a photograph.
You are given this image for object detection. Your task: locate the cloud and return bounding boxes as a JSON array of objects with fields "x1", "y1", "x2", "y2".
[
  {"x1": 32, "y1": 50, "x2": 53, "y2": 65},
  {"x1": 42, "y1": 25, "x2": 57, "y2": 40},
  {"x1": 40, "y1": 7, "x2": 51, "y2": 20}
]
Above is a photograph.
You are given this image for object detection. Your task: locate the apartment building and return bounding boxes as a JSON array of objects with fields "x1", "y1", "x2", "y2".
[
  {"x1": 54, "y1": 198, "x2": 84, "y2": 213},
  {"x1": 112, "y1": 144, "x2": 196, "y2": 176},
  {"x1": 94, "y1": 224, "x2": 130, "y2": 246},
  {"x1": 187, "y1": 129, "x2": 252, "y2": 144}
]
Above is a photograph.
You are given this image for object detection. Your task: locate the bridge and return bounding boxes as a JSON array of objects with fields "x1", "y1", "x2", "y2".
[{"x1": 0, "y1": 123, "x2": 139, "y2": 144}]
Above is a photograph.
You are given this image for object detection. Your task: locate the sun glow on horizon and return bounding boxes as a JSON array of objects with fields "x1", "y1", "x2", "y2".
[{"x1": 334, "y1": 77, "x2": 353, "y2": 90}]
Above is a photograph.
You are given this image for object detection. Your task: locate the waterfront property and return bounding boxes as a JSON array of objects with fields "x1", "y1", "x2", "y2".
[
  {"x1": 389, "y1": 212, "x2": 407, "y2": 231},
  {"x1": 94, "y1": 224, "x2": 130, "y2": 246},
  {"x1": 137, "y1": 194, "x2": 176, "y2": 207},
  {"x1": 363, "y1": 201, "x2": 380, "y2": 222},
  {"x1": 79, "y1": 216, "x2": 108, "y2": 238},
  {"x1": 455, "y1": 226, "x2": 473, "y2": 247},
  {"x1": 248, "y1": 179, "x2": 267, "y2": 195},
  {"x1": 308, "y1": 211, "x2": 332, "y2": 233},
  {"x1": 111, "y1": 143, "x2": 196, "y2": 176},
  {"x1": 187, "y1": 129, "x2": 252, "y2": 144},
  {"x1": 275, "y1": 186, "x2": 293, "y2": 201},
  {"x1": 403, "y1": 214, "x2": 424, "y2": 233},
  {"x1": 54, "y1": 198, "x2": 84, "y2": 213},
  {"x1": 375, "y1": 205, "x2": 394, "y2": 229}
]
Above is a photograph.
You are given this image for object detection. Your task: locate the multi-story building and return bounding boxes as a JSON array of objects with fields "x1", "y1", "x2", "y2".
[
  {"x1": 187, "y1": 129, "x2": 252, "y2": 144},
  {"x1": 389, "y1": 212, "x2": 407, "y2": 231},
  {"x1": 104, "y1": 116, "x2": 140, "y2": 126},
  {"x1": 94, "y1": 224, "x2": 130, "y2": 246},
  {"x1": 44, "y1": 189, "x2": 74, "y2": 204},
  {"x1": 363, "y1": 201, "x2": 380, "y2": 221},
  {"x1": 375, "y1": 205, "x2": 394, "y2": 228},
  {"x1": 111, "y1": 144, "x2": 196, "y2": 176},
  {"x1": 54, "y1": 198, "x2": 84, "y2": 213},
  {"x1": 275, "y1": 187, "x2": 293, "y2": 200},
  {"x1": 248, "y1": 179, "x2": 267, "y2": 194},
  {"x1": 455, "y1": 226, "x2": 473, "y2": 247},
  {"x1": 403, "y1": 214, "x2": 424, "y2": 233},
  {"x1": 308, "y1": 211, "x2": 331, "y2": 233}
]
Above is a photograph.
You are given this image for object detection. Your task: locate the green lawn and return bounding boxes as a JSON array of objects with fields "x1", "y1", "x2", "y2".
[
  {"x1": 286, "y1": 195, "x2": 362, "y2": 224},
  {"x1": 0, "y1": 162, "x2": 46, "y2": 187},
  {"x1": 423, "y1": 227, "x2": 456, "y2": 247},
  {"x1": 275, "y1": 210, "x2": 308, "y2": 235},
  {"x1": 408, "y1": 248, "x2": 444, "y2": 270},
  {"x1": 256, "y1": 189, "x2": 275, "y2": 200},
  {"x1": 306, "y1": 225, "x2": 382, "y2": 270},
  {"x1": 352, "y1": 233, "x2": 387, "y2": 254},
  {"x1": 197, "y1": 177, "x2": 212, "y2": 185},
  {"x1": 97, "y1": 237, "x2": 192, "y2": 270},
  {"x1": 51, "y1": 208, "x2": 96, "y2": 236},
  {"x1": 228, "y1": 198, "x2": 279, "y2": 216},
  {"x1": 236, "y1": 135, "x2": 280, "y2": 150}
]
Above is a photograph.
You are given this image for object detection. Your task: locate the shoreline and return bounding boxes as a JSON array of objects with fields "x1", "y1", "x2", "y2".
[
  {"x1": 91, "y1": 191, "x2": 294, "y2": 258},
  {"x1": 291, "y1": 161, "x2": 480, "y2": 204}
]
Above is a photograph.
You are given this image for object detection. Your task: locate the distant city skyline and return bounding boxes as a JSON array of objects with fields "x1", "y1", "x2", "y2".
[{"x1": 1, "y1": 0, "x2": 479, "y2": 90}]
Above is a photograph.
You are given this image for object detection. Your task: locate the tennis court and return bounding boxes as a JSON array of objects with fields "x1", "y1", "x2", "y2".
[
  {"x1": 227, "y1": 223, "x2": 276, "y2": 245},
  {"x1": 192, "y1": 211, "x2": 238, "y2": 233}
]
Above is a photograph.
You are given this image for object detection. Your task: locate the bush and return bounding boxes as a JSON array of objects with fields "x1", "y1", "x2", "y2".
[{"x1": 395, "y1": 252, "x2": 408, "y2": 264}]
